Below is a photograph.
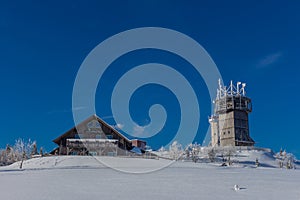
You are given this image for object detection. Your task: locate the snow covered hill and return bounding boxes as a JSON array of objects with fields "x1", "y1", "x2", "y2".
[{"x1": 0, "y1": 150, "x2": 299, "y2": 200}]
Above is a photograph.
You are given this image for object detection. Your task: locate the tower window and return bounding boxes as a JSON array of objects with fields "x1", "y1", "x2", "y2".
[{"x1": 228, "y1": 131, "x2": 230, "y2": 134}]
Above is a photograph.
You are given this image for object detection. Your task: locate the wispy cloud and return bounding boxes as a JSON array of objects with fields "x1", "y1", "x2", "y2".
[
  {"x1": 257, "y1": 52, "x2": 283, "y2": 68},
  {"x1": 113, "y1": 123, "x2": 124, "y2": 130},
  {"x1": 133, "y1": 124, "x2": 146, "y2": 136},
  {"x1": 72, "y1": 106, "x2": 87, "y2": 111}
]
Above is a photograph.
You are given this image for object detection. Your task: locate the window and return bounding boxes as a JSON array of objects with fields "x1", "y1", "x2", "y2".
[
  {"x1": 106, "y1": 134, "x2": 113, "y2": 139},
  {"x1": 228, "y1": 131, "x2": 230, "y2": 134},
  {"x1": 75, "y1": 134, "x2": 80, "y2": 139}
]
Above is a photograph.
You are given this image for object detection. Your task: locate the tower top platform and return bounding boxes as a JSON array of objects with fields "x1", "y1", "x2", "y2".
[
  {"x1": 214, "y1": 79, "x2": 252, "y2": 114},
  {"x1": 216, "y1": 79, "x2": 248, "y2": 100}
]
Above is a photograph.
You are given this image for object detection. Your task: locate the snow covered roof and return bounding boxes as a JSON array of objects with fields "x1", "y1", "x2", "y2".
[
  {"x1": 67, "y1": 139, "x2": 118, "y2": 143},
  {"x1": 53, "y1": 114, "x2": 131, "y2": 145}
]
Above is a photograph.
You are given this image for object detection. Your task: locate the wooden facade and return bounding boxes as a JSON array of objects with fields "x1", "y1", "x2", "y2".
[{"x1": 52, "y1": 114, "x2": 146, "y2": 156}]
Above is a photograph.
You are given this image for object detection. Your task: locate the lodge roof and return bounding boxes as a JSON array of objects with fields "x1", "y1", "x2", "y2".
[{"x1": 52, "y1": 114, "x2": 131, "y2": 145}]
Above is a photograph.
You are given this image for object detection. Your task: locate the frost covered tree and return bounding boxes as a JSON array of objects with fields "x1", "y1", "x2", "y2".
[
  {"x1": 219, "y1": 146, "x2": 237, "y2": 165},
  {"x1": 40, "y1": 147, "x2": 43, "y2": 157},
  {"x1": 158, "y1": 146, "x2": 166, "y2": 152},
  {"x1": 31, "y1": 142, "x2": 38, "y2": 156},
  {"x1": 0, "y1": 138, "x2": 37, "y2": 166},
  {"x1": 184, "y1": 144, "x2": 193, "y2": 159},
  {"x1": 169, "y1": 141, "x2": 183, "y2": 160},
  {"x1": 208, "y1": 148, "x2": 217, "y2": 162},
  {"x1": 275, "y1": 148, "x2": 286, "y2": 168},
  {"x1": 191, "y1": 143, "x2": 201, "y2": 163},
  {"x1": 285, "y1": 153, "x2": 295, "y2": 169},
  {"x1": 198, "y1": 147, "x2": 217, "y2": 163},
  {"x1": 0, "y1": 145, "x2": 15, "y2": 166},
  {"x1": 275, "y1": 149, "x2": 295, "y2": 169},
  {"x1": 14, "y1": 138, "x2": 37, "y2": 160},
  {"x1": 183, "y1": 143, "x2": 201, "y2": 162}
]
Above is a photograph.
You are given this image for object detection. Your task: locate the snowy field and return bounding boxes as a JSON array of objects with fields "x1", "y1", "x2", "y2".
[{"x1": 0, "y1": 150, "x2": 300, "y2": 200}]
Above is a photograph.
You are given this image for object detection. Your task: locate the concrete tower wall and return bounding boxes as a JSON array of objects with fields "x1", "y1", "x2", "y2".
[
  {"x1": 210, "y1": 116, "x2": 219, "y2": 146},
  {"x1": 219, "y1": 112, "x2": 235, "y2": 146}
]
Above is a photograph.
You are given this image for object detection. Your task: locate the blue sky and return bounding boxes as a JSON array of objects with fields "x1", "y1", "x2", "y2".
[{"x1": 0, "y1": 1, "x2": 299, "y2": 157}]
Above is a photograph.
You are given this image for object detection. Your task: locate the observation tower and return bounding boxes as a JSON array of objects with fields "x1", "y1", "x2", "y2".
[{"x1": 209, "y1": 80, "x2": 255, "y2": 147}]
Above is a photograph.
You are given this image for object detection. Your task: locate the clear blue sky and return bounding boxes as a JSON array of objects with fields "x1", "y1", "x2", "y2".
[{"x1": 1, "y1": 1, "x2": 299, "y2": 157}]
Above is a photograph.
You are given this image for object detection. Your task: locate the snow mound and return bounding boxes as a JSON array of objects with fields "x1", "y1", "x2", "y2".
[
  {"x1": 0, "y1": 156, "x2": 173, "y2": 173},
  {"x1": 233, "y1": 149, "x2": 277, "y2": 168},
  {"x1": 0, "y1": 156, "x2": 104, "y2": 170},
  {"x1": 1, "y1": 149, "x2": 299, "y2": 172}
]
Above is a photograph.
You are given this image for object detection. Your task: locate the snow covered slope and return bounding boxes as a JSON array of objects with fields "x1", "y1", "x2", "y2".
[
  {"x1": 0, "y1": 150, "x2": 299, "y2": 200},
  {"x1": 1, "y1": 156, "x2": 174, "y2": 173},
  {"x1": 223, "y1": 149, "x2": 277, "y2": 167}
]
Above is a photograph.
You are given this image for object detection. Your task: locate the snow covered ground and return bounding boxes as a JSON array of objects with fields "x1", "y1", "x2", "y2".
[{"x1": 0, "y1": 150, "x2": 299, "y2": 200}]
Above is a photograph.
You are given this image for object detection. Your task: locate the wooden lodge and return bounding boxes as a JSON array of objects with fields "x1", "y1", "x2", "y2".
[{"x1": 52, "y1": 114, "x2": 146, "y2": 156}]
